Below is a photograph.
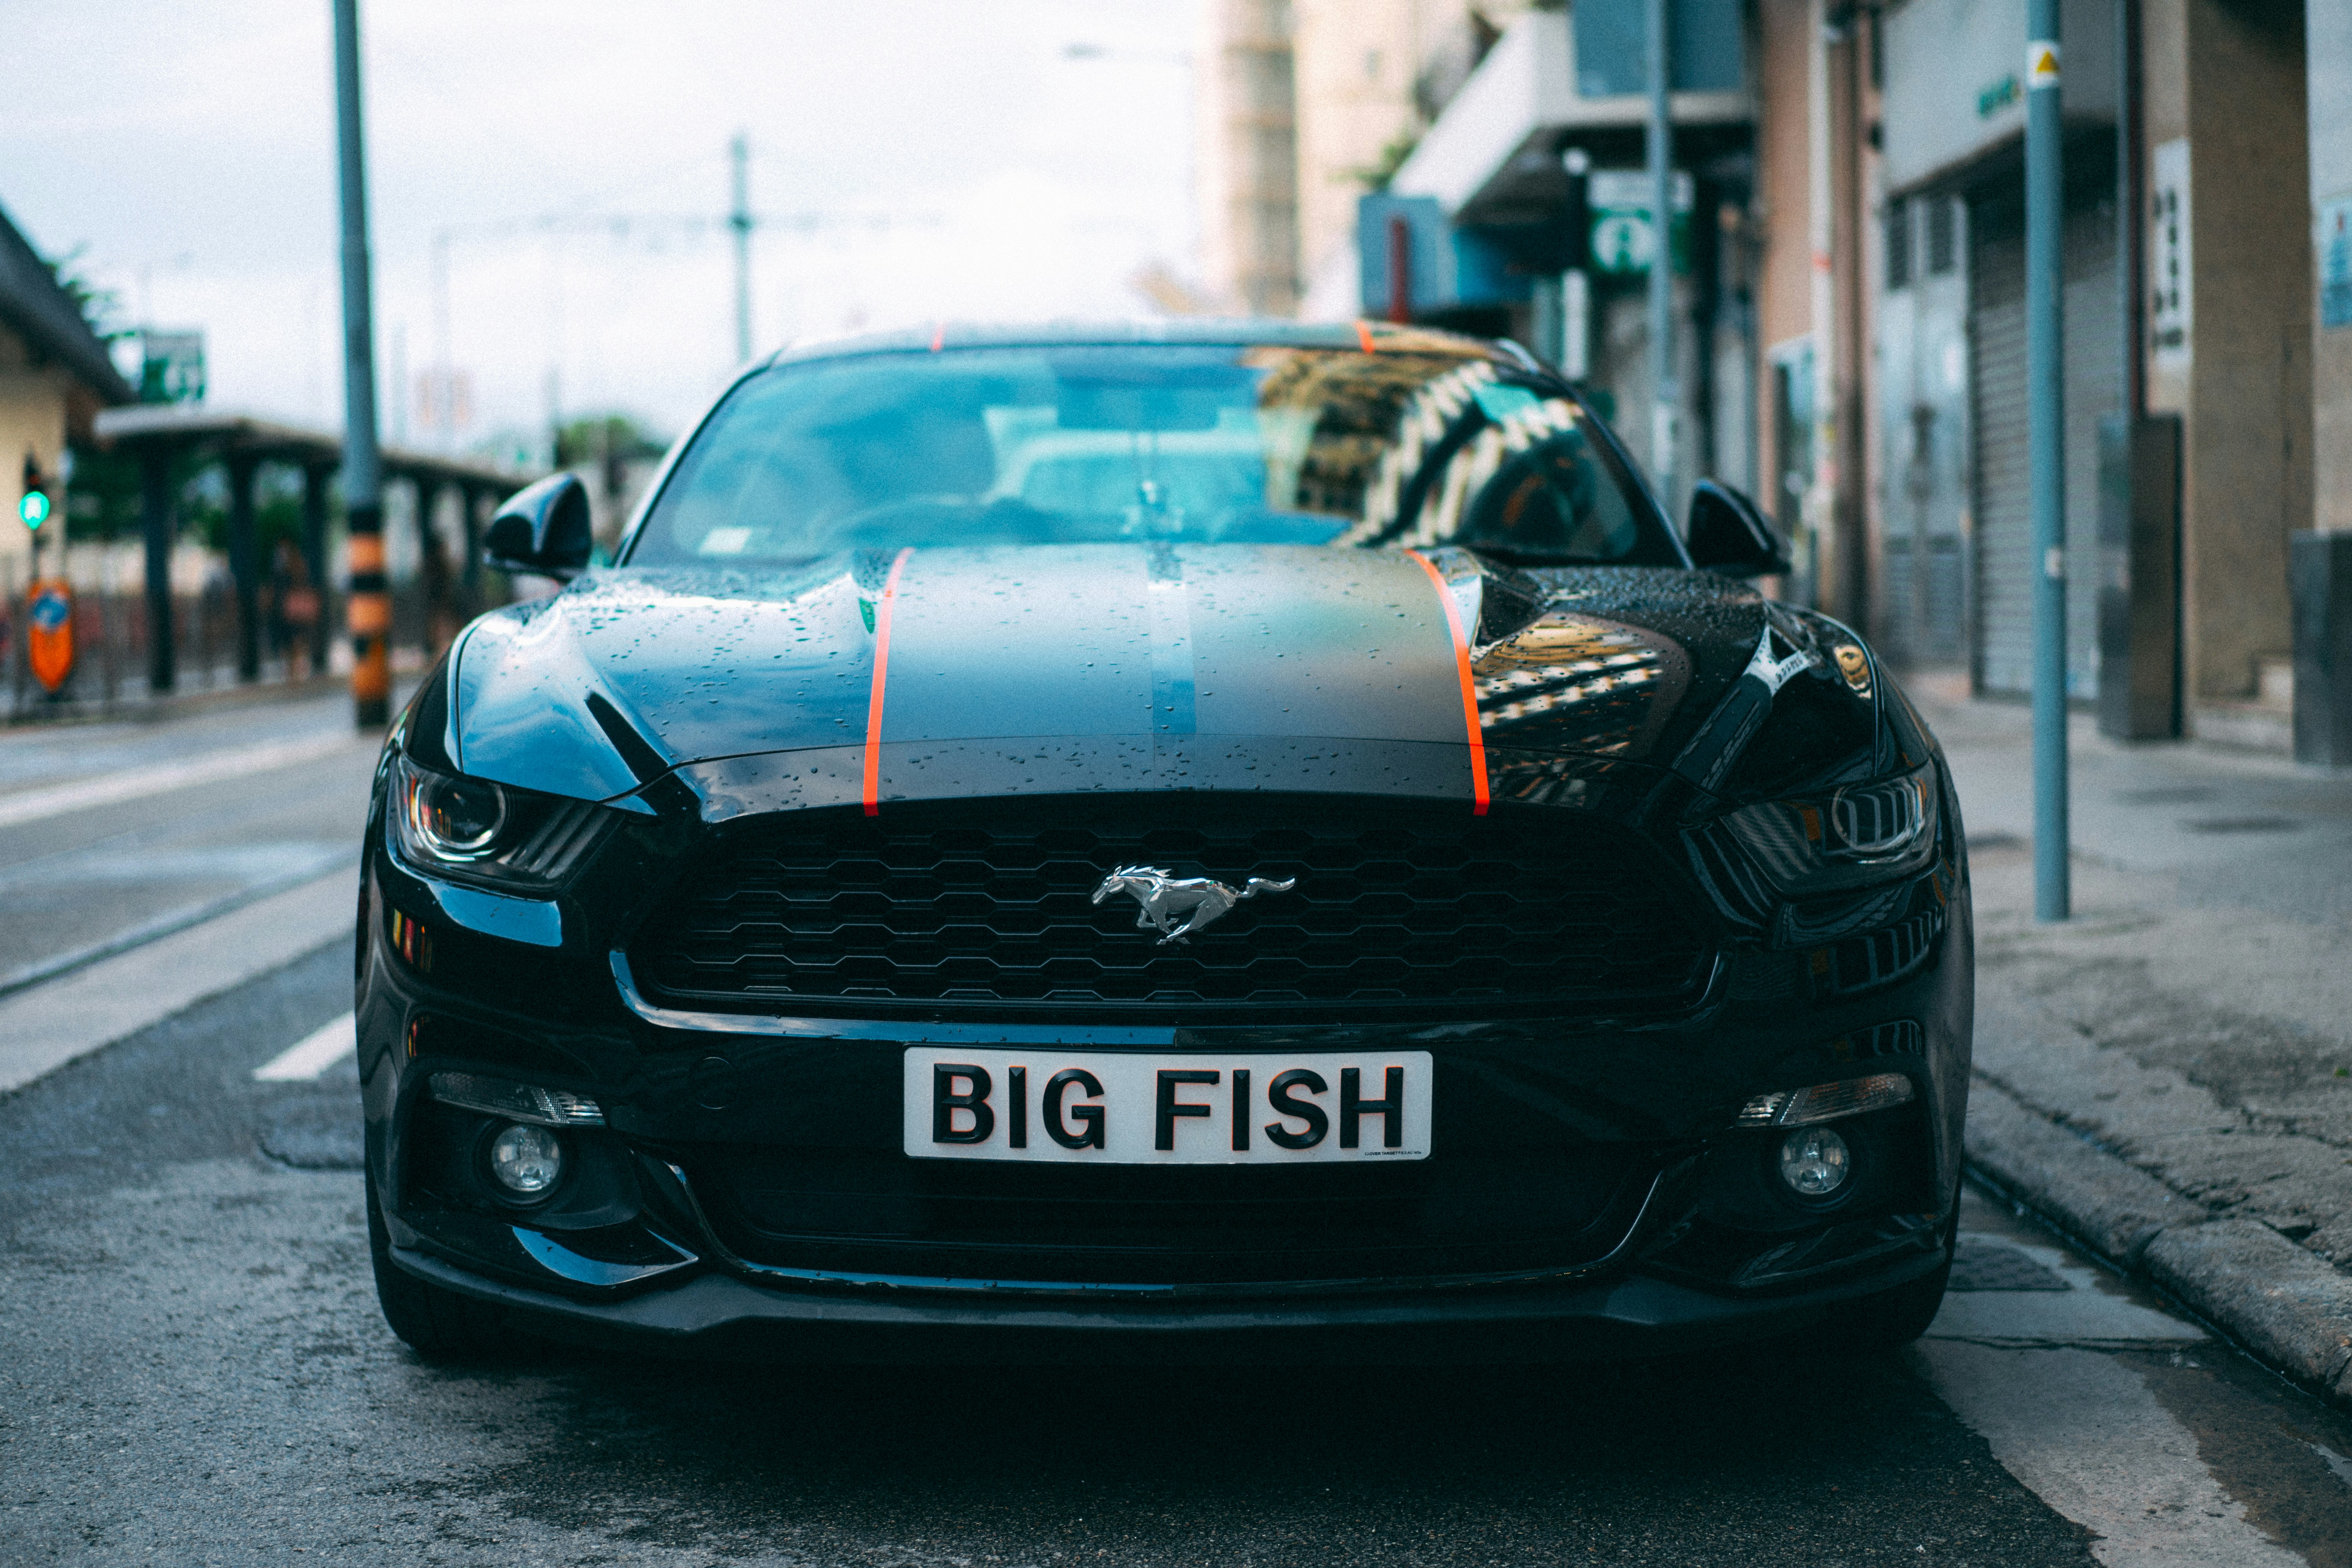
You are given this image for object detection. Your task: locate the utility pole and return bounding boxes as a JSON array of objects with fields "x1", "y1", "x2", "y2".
[
  {"x1": 2026, "y1": 4, "x2": 2069, "y2": 918},
  {"x1": 332, "y1": 0, "x2": 389, "y2": 729},
  {"x1": 730, "y1": 132, "x2": 753, "y2": 364},
  {"x1": 1645, "y1": 0, "x2": 1677, "y2": 509}
]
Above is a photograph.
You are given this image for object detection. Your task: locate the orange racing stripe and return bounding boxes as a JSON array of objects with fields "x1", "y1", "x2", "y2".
[
  {"x1": 1404, "y1": 549, "x2": 1489, "y2": 815},
  {"x1": 862, "y1": 547, "x2": 915, "y2": 816}
]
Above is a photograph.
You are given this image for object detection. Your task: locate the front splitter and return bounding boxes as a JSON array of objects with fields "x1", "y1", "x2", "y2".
[{"x1": 388, "y1": 1240, "x2": 1946, "y2": 1365}]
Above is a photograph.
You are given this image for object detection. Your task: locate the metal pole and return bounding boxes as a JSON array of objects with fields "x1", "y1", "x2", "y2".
[
  {"x1": 2026, "y1": 3, "x2": 2070, "y2": 919},
  {"x1": 730, "y1": 132, "x2": 754, "y2": 364},
  {"x1": 1646, "y1": 0, "x2": 1677, "y2": 508},
  {"x1": 333, "y1": 0, "x2": 390, "y2": 729},
  {"x1": 1387, "y1": 215, "x2": 1413, "y2": 324}
]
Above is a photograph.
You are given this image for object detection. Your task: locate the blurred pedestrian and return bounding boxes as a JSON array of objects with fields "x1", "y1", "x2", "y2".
[{"x1": 272, "y1": 537, "x2": 321, "y2": 678}]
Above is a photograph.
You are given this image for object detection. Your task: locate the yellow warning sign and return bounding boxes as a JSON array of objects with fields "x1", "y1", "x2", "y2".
[{"x1": 2027, "y1": 40, "x2": 2061, "y2": 88}]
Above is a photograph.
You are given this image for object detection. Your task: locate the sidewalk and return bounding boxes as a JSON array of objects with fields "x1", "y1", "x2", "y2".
[{"x1": 1916, "y1": 677, "x2": 2352, "y2": 1408}]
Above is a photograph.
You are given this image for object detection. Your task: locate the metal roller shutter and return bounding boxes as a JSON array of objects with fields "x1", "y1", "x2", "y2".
[{"x1": 1967, "y1": 176, "x2": 2120, "y2": 697}]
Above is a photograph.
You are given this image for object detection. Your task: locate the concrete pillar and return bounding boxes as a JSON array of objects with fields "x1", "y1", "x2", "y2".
[
  {"x1": 2141, "y1": 0, "x2": 2311, "y2": 734},
  {"x1": 225, "y1": 454, "x2": 261, "y2": 682},
  {"x1": 138, "y1": 446, "x2": 176, "y2": 695},
  {"x1": 2295, "y1": 0, "x2": 2352, "y2": 762},
  {"x1": 2307, "y1": 0, "x2": 2352, "y2": 529}
]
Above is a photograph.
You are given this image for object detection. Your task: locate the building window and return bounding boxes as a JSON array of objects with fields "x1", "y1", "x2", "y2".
[
  {"x1": 1886, "y1": 197, "x2": 1913, "y2": 291},
  {"x1": 1926, "y1": 198, "x2": 1957, "y2": 276}
]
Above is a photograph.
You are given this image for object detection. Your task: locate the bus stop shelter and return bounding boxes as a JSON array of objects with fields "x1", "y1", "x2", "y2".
[{"x1": 92, "y1": 405, "x2": 527, "y2": 694}]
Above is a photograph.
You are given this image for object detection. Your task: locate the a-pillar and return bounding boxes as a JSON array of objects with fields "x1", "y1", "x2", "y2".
[
  {"x1": 301, "y1": 463, "x2": 334, "y2": 675},
  {"x1": 225, "y1": 453, "x2": 262, "y2": 682},
  {"x1": 139, "y1": 445, "x2": 177, "y2": 694}
]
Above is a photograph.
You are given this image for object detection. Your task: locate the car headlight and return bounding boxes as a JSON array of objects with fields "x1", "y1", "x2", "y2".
[
  {"x1": 387, "y1": 753, "x2": 618, "y2": 893},
  {"x1": 1715, "y1": 763, "x2": 1942, "y2": 897},
  {"x1": 405, "y1": 767, "x2": 508, "y2": 860}
]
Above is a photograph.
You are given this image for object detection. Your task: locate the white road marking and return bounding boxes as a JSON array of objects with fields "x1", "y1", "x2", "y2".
[
  {"x1": 0, "y1": 733, "x2": 368, "y2": 831},
  {"x1": 1918, "y1": 1343, "x2": 2306, "y2": 1566},
  {"x1": 252, "y1": 1012, "x2": 357, "y2": 1082},
  {"x1": 0, "y1": 872, "x2": 356, "y2": 1096},
  {"x1": 1920, "y1": 1230, "x2": 2299, "y2": 1566}
]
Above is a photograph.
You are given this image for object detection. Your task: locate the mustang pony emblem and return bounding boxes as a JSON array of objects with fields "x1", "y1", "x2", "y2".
[{"x1": 1090, "y1": 865, "x2": 1297, "y2": 945}]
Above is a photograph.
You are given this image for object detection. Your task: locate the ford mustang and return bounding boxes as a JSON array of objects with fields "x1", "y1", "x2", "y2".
[{"x1": 359, "y1": 321, "x2": 1971, "y2": 1363}]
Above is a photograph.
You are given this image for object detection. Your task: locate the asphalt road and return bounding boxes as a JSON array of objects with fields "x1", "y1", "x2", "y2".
[
  {"x1": 0, "y1": 691, "x2": 381, "y2": 993},
  {"x1": 2, "y1": 695, "x2": 2350, "y2": 1566}
]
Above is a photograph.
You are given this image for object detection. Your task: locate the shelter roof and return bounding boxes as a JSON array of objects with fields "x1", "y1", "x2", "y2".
[{"x1": 93, "y1": 404, "x2": 528, "y2": 491}]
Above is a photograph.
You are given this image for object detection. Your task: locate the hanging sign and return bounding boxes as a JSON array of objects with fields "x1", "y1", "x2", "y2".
[
  {"x1": 25, "y1": 579, "x2": 73, "y2": 694},
  {"x1": 1586, "y1": 170, "x2": 1694, "y2": 277}
]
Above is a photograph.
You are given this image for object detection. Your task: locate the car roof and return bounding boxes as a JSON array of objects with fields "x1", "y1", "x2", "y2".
[{"x1": 761, "y1": 318, "x2": 1514, "y2": 368}]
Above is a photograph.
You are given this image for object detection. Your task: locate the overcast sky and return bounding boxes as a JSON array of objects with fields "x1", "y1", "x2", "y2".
[{"x1": 1, "y1": 0, "x2": 1198, "y2": 455}]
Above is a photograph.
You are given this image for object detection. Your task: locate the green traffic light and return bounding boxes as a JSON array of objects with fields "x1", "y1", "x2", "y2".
[{"x1": 19, "y1": 491, "x2": 49, "y2": 528}]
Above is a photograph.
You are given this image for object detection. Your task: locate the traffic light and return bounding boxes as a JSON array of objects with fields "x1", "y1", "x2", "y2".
[{"x1": 18, "y1": 451, "x2": 50, "y2": 531}]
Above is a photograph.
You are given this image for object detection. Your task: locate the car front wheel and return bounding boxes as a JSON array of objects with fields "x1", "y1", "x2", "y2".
[
  {"x1": 1828, "y1": 1194, "x2": 1960, "y2": 1349},
  {"x1": 366, "y1": 1167, "x2": 519, "y2": 1361}
]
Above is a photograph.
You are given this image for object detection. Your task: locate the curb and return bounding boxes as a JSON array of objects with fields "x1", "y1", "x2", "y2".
[{"x1": 1965, "y1": 1077, "x2": 2352, "y2": 1409}]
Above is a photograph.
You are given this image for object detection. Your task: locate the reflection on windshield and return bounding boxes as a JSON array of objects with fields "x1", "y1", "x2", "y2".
[{"x1": 627, "y1": 341, "x2": 1676, "y2": 568}]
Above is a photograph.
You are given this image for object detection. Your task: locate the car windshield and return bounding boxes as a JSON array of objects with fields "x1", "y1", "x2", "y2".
[{"x1": 625, "y1": 341, "x2": 1682, "y2": 569}]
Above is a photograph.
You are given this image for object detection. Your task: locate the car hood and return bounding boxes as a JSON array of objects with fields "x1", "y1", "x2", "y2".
[{"x1": 445, "y1": 544, "x2": 1886, "y2": 811}]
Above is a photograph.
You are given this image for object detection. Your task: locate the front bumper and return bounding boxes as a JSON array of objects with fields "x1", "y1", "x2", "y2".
[
  {"x1": 361, "y1": 913, "x2": 1971, "y2": 1362},
  {"x1": 385, "y1": 1222, "x2": 1951, "y2": 1364}
]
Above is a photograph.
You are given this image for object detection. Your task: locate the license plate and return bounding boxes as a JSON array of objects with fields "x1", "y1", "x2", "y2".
[{"x1": 903, "y1": 1048, "x2": 1432, "y2": 1164}]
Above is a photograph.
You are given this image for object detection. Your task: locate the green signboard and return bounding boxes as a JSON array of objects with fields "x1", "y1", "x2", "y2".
[{"x1": 1586, "y1": 170, "x2": 1694, "y2": 277}]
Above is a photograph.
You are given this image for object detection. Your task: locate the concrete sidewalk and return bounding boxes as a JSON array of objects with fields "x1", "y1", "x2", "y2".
[{"x1": 1917, "y1": 676, "x2": 2352, "y2": 1408}]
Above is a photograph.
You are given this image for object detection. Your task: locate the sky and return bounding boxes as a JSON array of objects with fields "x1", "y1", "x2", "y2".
[{"x1": 0, "y1": 0, "x2": 1200, "y2": 456}]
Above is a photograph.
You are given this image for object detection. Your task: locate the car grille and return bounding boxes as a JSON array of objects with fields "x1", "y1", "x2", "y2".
[
  {"x1": 690, "y1": 1143, "x2": 1658, "y2": 1289},
  {"x1": 630, "y1": 795, "x2": 1711, "y2": 1017}
]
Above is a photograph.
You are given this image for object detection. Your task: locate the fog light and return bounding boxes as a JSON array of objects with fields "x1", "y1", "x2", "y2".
[
  {"x1": 1778, "y1": 1127, "x2": 1851, "y2": 1198},
  {"x1": 488, "y1": 1122, "x2": 564, "y2": 1196}
]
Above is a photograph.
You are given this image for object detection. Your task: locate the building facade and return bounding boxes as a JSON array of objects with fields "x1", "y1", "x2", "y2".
[
  {"x1": 1235, "y1": 0, "x2": 2344, "y2": 761},
  {"x1": 0, "y1": 200, "x2": 135, "y2": 584}
]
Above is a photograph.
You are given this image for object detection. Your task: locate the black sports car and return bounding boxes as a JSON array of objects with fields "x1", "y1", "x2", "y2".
[{"x1": 361, "y1": 321, "x2": 1971, "y2": 1363}]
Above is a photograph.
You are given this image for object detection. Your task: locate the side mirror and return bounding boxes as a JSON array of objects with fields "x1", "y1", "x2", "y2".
[
  {"x1": 1685, "y1": 480, "x2": 1793, "y2": 577},
  {"x1": 483, "y1": 472, "x2": 593, "y2": 579}
]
